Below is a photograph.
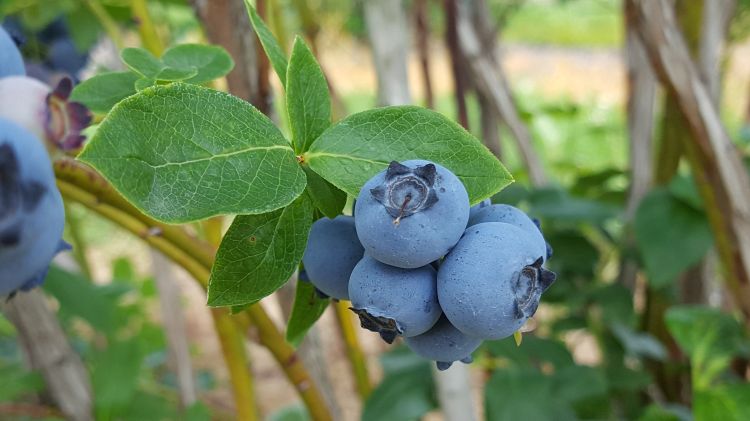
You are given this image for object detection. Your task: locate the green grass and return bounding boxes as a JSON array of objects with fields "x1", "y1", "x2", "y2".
[{"x1": 502, "y1": 0, "x2": 623, "y2": 47}]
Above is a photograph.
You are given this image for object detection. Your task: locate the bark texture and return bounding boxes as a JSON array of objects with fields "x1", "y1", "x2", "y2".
[
  {"x1": 277, "y1": 278, "x2": 343, "y2": 421},
  {"x1": 364, "y1": 0, "x2": 412, "y2": 105},
  {"x1": 190, "y1": 0, "x2": 271, "y2": 114},
  {"x1": 414, "y1": 0, "x2": 434, "y2": 108},
  {"x1": 699, "y1": 0, "x2": 736, "y2": 104},
  {"x1": 456, "y1": 0, "x2": 547, "y2": 186},
  {"x1": 151, "y1": 251, "x2": 197, "y2": 409},
  {"x1": 632, "y1": 0, "x2": 750, "y2": 322},
  {"x1": 1, "y1": 290, "x2": 93, "y2": 421},
  {"x1": 624, "y1": 0, "x2": 657, "y2": 220}
]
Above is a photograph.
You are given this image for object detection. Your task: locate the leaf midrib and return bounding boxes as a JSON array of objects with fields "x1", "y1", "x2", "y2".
[{"x1": 114, "y1": 144, "x2": 292, "y2": 169}]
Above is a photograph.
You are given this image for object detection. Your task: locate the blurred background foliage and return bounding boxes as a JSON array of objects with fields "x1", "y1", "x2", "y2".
[{"x1": 2, "y1": 0, "x2": 750, "y2": 420}]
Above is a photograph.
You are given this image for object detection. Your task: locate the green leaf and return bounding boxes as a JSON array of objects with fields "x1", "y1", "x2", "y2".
[
  {"x1": 154, "y1": 66, "x2": 198, "y2": 81},
  {"x1": 668, "y1": 174, "x2": 703, "y2": 210},
  {"x1": 638, "y1": 404, "x2": 689, "y2": 421},
  {"x1": 120, "y1": 391, "x2": 177, "y2": 421},
  {"x1": 43, "y1": 266, "x2": 120, "y2": 332},
  {"x1": 92, "y1": 340, "x2": 144, "y2": 420},
  {"x1": 244, "y1": 0, "x2": 288, "y2": 86},
  {"x1": 589, "y1": 283, "x2": 636, "y2": 325},
  {"x1": 605, "y1": 364, "x2": 652, "y2": 393},
  {"x1": 162, "y1": 44, "x2": 235, "y2": 84},
  {"x1": 634, "y1": 188, "x2": 713, "y2": 288},
  {"x1": 230, "y1": 303, "x2": 252, "y2": 315},
  {"x1": 65, "y1": 6, "x2": 100, "y2": 52},
  {"x1": 185, "y1": 402, "x2": 212, "y2": 421},
  {"x1": 610, "y1": 323, "x2": 667, "y2": 361},
  {"x1": 134, "y1": 77, "x2": 156, "y2": 91},
  {"x1": 306, "y1": 106, "x2": 512, "y2": 204},
  {"x1": 379, "y1": 346, "x2": 429, "y2": 375},
  {"x1": 694, "y1": 384, "x2": 750, "y2": 421},
  {"x1": 483, "y1": 335, "x2": 575, "y2": 369},
  {"x1": 551, "y1": 365, "x2": 608, "y2": 404},
  {"x1": 363, "y1": 360, "x2": 436, "y2": 421},
  {"x1": 79, "y1": 83, "x2": 306, "y2": 223},
  {"x1": 303, "y1": 167, "x2": 346, "y2": 218},
  {"x1": 0, "y1": 364, "x2": 44, "y2": 401},
  {"x1": 286, "y1": 278, "x2": 330, "y2": 347},
  {"x1": 121, "y1": 47, "x2": 163, "y2": 78},
  {"x1": 267, "y1": 404, "x2": 311, "y2": 421},
  {"x1": 665, "y1": 305, "x2": 745, "y2": 389},
  {"x1": 70, "y1": 71, "x2": 139, "y2": 114},
  {"x1": 208, "y1": 195, "x2": 314, "y2": 307},
  {"x1": 286, "y1": 36, "x2": 331, "y2": 153},
  {"x1": 485, "y1": 368, "x2": 577, "y2": 421},
  {"x1": 122, "y1": 44, "x2": 233, "y2": 86},
  {"x1": 528, "y1": 186, "x2": 618, "y2": 222}
]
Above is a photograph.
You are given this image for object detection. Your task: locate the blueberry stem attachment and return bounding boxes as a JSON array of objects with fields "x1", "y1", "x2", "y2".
[{"x1": 393, "y1": 193, "x2": 412, "y2": 226}]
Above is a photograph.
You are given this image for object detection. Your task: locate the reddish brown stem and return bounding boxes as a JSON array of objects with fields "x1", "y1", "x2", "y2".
[
  {"x1": 444, "y1": 0, "x2": 469, "y2": 128},
  {"x1": 415, "y1": 0, "x2": 434, "y2": 108}
]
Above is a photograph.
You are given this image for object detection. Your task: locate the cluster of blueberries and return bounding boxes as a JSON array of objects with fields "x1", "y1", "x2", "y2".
[
  {"x1": 2, "y1": 17, "x2": 89, "y2": 83},
  {"x1": 0, "y1": 26, "x2": 69, "y2": 297},
  {"x1": 303, "y1": 160, "x2": 555, "y2": 370}
]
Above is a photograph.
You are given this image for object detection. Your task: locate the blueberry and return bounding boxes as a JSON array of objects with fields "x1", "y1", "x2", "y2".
[
  {"x1": 405, "y1": 315, "x2": 482, "y2": 371},
  {"x1": 37, "y1": 17, "x2": 69, "y2": 44},
  {"x1": 302, "y1": 215, "x2": 364, "y2": 300},
  {"x1": 348, "y1": 255, "x2": 441, "y2": 342},
  {"x1": 0, "y1": 118, "x2": 66, "y2": 296},
  {"x1": 0, "y1": 76, "x2": 90, "y2": 153},
  {"x1": 46, "y1": 38, "x2": 88, "y2": 78},
  {"x1": 468, "y1": 198, "x2": 491, "y2": 219},
  {"x1": 468, "y1": 204, "x2": 549, "y2": 260},
  {"x1": 297, "y1": 269, "x2": 331, "y2": 299},
  {"x1": 0, "y1": 25, "x2": 25, "y2": 77},
  {"x1": 437, "y1": 222, "x2": 555, "y2": 340},
  {"x1": 355, "y1": 160, "x2": 470, "y2": 269}
]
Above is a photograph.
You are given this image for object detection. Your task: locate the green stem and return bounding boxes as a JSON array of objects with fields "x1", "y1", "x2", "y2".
[
  {"x1": 243, "y1": 305, "x2": 333, "y2": 421},
  {"x1": 62, "y1": 202, "x2": 93, "y2": 280},
  {"x1": 54, "y1": 161, "x2": 333, "y2": 421},
  {"x1": 211, "y1": 308, "x2": 259, "y2": 421},
  {"x1": 131, "y1": 0, "x2": 164, "y2": 55},
  {"x1": 53, "y1": 160, "x2": 215, "y2": 269},
  {"x1": 268, "y1": 0, "x2": 289, "y2": 54},
  {"x1": 333, "y1": 300, "x2": 372, "y2": 399},
  {"x1": 83, "y1": 0, "x2": 125, "y2": 49}
]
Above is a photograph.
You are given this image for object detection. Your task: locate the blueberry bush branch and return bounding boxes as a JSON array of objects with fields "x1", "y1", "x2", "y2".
[
  {"x1": 632, "y1": 0, "x2": 750, "y2": 325},
  {"x1": 57, "y1": 175, "x2": 259, "y2": 419},
  {"x1": 53, "y1": 159, "x2": 333, "y2": 421},
  {"x1": 62, "y1": 4, "x2": 510, "y2": 419},
  {"x1": 210, "y1": 308, "x2": 258, "y2": 421},
  {"x1": 333, "y1": 300, "x2": 372, "y2": 399},
  {"x1": 82, "y1": 0, "x2": 125, "y2": 50}
]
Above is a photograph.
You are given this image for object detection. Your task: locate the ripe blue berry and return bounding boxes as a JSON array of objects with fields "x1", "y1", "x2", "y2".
[
  {"x1": 349, "y1": 255, "x2": 441, "y2": 343},
  {"x1": 355, "y1": 160, "x2": 469, "y2": 269},
  {"x1": 0, "y1": 26, "x2": 25, "y2": 77},
  {"x1": 437, "y1": 222, "x2": 555, "y2": 340},
  {"x1": 405, "y1": 315, "x2": 482, "y2": 371},
  {"x1": 0, "y1": 76, "x2": 91, "y2": 153},
  {"x1": 0, "y1": 118, "x2": 66, "y2": 296},
  {"x1": 468, "y1": 198, "x2": 491, "y2": 220},
  {"x1": 468, "y1": 204, "x2": 550, "y2": 260},
  {"x1": 302, "y1": 215, "x2": 364, "y2": 300},
  {"x1": 46, "y1": 38, "x2": 88, "y2": 78}
]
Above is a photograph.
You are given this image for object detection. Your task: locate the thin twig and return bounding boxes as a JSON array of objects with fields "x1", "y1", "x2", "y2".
[
  {"x1": 334, "y1": 300, "x2": 372, "y2": 399},
  {"x1": 55, "y1": 164, "x2": 333, "y2": 420}
]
